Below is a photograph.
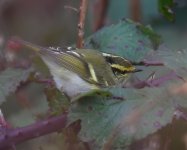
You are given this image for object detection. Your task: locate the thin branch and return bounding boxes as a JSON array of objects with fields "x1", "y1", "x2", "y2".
[
  {"x1": 76, "y1": 0, "x2": 88, "y2": 48},
  {"x1": 93, "y1": 0, "x2": 109, "y2": 31},
  {"x1": 130, "y1": 0, "x2": 142, "y2": 22},
  {"x1": 0, "y1": 109, "x2": 16, "y2": 149},
  {"x1": 132, "y1": 60, "x2": 164, "y2": 66},
  {"x1": 124, "y1": 71, "x2": 184, "y2": 89},
  {"x1": 64, "y1": 5, "x2": 79, "y2": 13},
  {"x1": 0, "y1": 109, "x2": 9, "y2": 128},
  {"x1": 0, "y1": 114, "x2": 67, "y2": 149}
]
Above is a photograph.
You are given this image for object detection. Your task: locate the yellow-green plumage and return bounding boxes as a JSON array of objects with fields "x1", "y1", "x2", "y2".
[{"x1": 16, "y1": 39, "x2": 136, "y2": 100}]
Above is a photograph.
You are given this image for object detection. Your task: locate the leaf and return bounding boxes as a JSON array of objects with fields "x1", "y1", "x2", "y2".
[
  {"x1": 62, "y1": 120, "x2": 89, "y2": 150},
  {"x1": 67, "y1": 44, "x2": 187, "y2": 149},
  {"x1": 84, "y1": 20, "x2": 161, "y2": 62},
  {"x1": 161, "y1": 49, "x2": 187, "y2": 77},
  {"x1": 45, "y1": 87, "x2": 70, "y2": 115},
  {"x1": 68, "y1": 84, "x2": 187, "y2": 149},
  {"x1": 158, "y1": 0, "x2": 176, "y2": 22},
  {"x1": 144, "y1": 46, "x2": 187, "y2": 78},
  {"x1": 136, "y1": 24, "x2": 162, "y2": 50},
  {"x1": 0, "y1": 67, "x2": 32, "y2": 105}
]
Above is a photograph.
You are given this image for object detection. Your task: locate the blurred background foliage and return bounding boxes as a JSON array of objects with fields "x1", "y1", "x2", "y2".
[
  {"x1": 0, "y1": 0, "x2": 186, "y2": 46},
  {"x1": 0, "y1": 0, "x2": 187, "y2": 150}
]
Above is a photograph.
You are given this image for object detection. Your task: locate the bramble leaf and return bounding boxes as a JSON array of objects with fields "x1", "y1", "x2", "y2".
[
  {"x1": 85, "y1": 20, "x2": 161, "y2": 62},
  {"x1": 0, "y1": 68, "x2": 32, "y2": 105}
]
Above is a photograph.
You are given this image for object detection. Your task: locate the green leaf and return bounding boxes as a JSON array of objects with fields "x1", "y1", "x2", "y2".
[
  {"x1": 70, "y1": 33, "x2": 187, "y2": 149},
  {"x1": 45, "y1": 87, "x2": 70, "y2": 115},
  {"x1": 136, "y1": 24, "x2": 162, "y2": 50},
  {"x1": 67, "y1": 44, "x2": 187, "y2": 149},
  {"x1": 162, "y1": 49, "x2": 187, "y2": 77},
  {"x1": 158, "y1": 0, "x2": 176, "y2": 22},
  {"x1": 71, "y1": 21, "x2": 187, "y2": 149},
  {"x1": 0, "y1": 67, "x2": 32, "y2": 105},
  {"x1": 144, "y1": 46, "x2": 187, "y2": 78},
  {"x1": 68, "y1": 85, "x2": 186, "y2": 149},
  {"x1": 85, "y1": 20, "x2": 161, "y2": 62}
]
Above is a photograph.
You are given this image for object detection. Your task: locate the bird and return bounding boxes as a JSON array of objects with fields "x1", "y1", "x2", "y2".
[{"x1": 14, "y1": 39, "x2": 138, "y2": 101}]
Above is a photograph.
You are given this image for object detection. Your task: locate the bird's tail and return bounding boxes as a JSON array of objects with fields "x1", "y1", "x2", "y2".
[{"x1": 10, "y1": 37, "x2": 43, "y2": 53}]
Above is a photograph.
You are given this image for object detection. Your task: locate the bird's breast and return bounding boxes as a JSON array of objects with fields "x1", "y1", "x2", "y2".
[{"x1": 42, "y1": 56, "x2": 98, "y2": 98}]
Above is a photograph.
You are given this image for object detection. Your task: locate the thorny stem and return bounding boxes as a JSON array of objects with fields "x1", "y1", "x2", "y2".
[
  {"x1": 64, "y1": 5, "x2": 79, "y2": 13},
  {"x1": 130, "y1": 0, "x2": 141, "y2": 22},
  {"x1": 76, "y1": 0, "x2": 88, "y2": 48},
  {"x1": 124, "y1": 71, "x2": 184, "y2": 89},
  {"x1": 0, "y1": 110, "x2": 16, "y2": 149},
  {"x1": 93, "y1": 0, "x2": 109, "y2": 31},
  {"x1": 132, "y1": 60, "x2": 164, "y2": 66},
  {"x1": 0, "y1": 109, "x2": 9, "y2": 127},
  {"x1": 0, "y1": 114, "x2": 67, "y2": 149}
]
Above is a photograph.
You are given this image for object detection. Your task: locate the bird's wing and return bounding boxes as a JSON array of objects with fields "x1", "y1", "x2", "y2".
[
  {"x1": 74, "y1": 49, "x2": 116, "y2": 86},
  {"x1": 15, "y1": 39, "x2": 116, "y2": 86},
  {"x1": 41, "y1": 48, "x2": 95, "y2": 84},
  {"x1": 48, "y1": 48, "x2": 116, "y2": 86}
]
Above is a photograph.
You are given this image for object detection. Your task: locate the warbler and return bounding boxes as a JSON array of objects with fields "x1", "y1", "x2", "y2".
[{"x1": 14, "y1": 39, "x2": 137, "y2": 101}]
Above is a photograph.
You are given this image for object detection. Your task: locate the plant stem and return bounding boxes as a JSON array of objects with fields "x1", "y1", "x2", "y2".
[
  {"x1": 0, "y1": 114, "x2": 67, "y2": 149},
  {"x1": 93, "y1": 0, "x2": 109, "y2": 31},
  {"x1": 130, "y1": 0, "x2": 141, "y2": 22},
  {"x1": 76, "y1": 0, "x2": 88, "y2": 48}
]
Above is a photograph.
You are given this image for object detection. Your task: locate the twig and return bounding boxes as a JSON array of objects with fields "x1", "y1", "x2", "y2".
[
  {"x1": 124, "y1": 71, "x2": 184, "y2": 89},
  {"x1": 0, "y1": 114, "x2": 67, "y2": 149},
  {"x1": 132, "y1": 60, "x2": 164, "y2": 66},
  {"x1": 76, "y1": 0, "x2": 88, "y2": 48},
  {"x1": 130, "y1": 0, "x2": 141, "y2": 22},
  {"x1": 64, "y1": 5, "x2": 79, "y2": 13},
  {"x1": 0, "y1": 109, "x2": 16, "y2": 149},
  {"x1": 0, "y1": 109, "x2": 9, "y2": 128},
  {"x1": 93, "y1": 0, "x2": 109, "y2": 31}
]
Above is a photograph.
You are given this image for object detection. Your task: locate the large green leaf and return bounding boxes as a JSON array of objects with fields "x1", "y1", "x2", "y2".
[
  {"x1": 68, "y1": 84, "x2": 186, "y2": 149},
  {"x1": 68, "y1": 45, "x2": 187, "y2": 149},
  {"x1": 0, "y1": 68, "x2": 32, "y2": 105},
  {"x1": 84, "y1": 19, "x2": 162, "y2": 62}
]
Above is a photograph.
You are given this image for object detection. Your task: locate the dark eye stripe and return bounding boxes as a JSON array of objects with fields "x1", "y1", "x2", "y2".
[
  {"x1": 111, "y1": 64, "x2": 135, "y2": 72},
  {"x1": 102, "y1": 53, "x2": 135, "y2": 75}
]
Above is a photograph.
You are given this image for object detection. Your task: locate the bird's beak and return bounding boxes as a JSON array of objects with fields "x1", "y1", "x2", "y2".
[{"x1": 128, "y1": 69, "x2": 142, "y2": 73}]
